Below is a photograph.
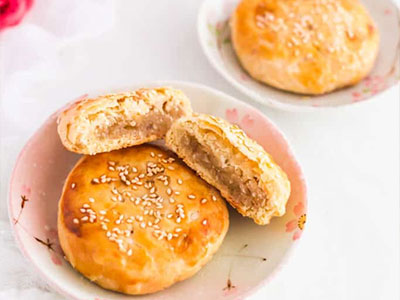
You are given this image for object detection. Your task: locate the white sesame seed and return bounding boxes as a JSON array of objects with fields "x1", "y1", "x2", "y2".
[
  {"x1": 108, "y1": 166, "x2": 115, "y2": 171},
  {"x1": 102, "y1": 224, "x2": 108, "y2": 230},
  {"x1": 176, "y1": 217, "x2": 181, "y2": 223},
  {"x1": 202, "y1": 219, "x2": 208, "y2": 225},
  {"x1": 175, "y1": 228, "x2": 182, "y2": 233},
  {"x1": 147, "y1": 221, "x2": 153, "y2": 227},
  {"x1": 81, "y1": 216, "x2": 89, "y2": 221},
  {"x1": 140, "y1": 222, "x2": 146, "y2": 228},
  {"x1": 167, "y1": 213, "x2": 173, "y2": 219},
  {"x1": 73, "y1": 218, "x2": 79, "y2": 224},
  {"x1": 201, "y1": 198, "x2": 207, "y2": 204},
  {"x1": 92, "y1": 178, "x2": 99, "y2": 184},
  {"x1": 83, "y1": 203, "x2": 90, "y2": 208},
  {"x1": 212, "y1": 195, "x2": 217, "y2": 201},
  {"x1": 89, "y1": 198, "x2": 95, "y2": 203},
  {"x1": 175, "y1": 191, "x2": 180, "y2": 195},
  {"x1": 177, "y1": 179, "x2": 183, "y2": 185},
  {"x1": 108, "y1": 161, "x2": 116, "y2": 166},
  {"x1": 188, "y1": 194, "x2": 196, "y2": 199},
  {"x1": 167, "y1": 233, "x2": 173, "y2": 240},
  {"x1": 71, "y1": 183, "x2": 76, "y2": 189},
  {"x1": 167, "y1": 166, "x2": 175, "y2": 170},
  {"x1": 150, "y1": 152, "x2": 155, "y2": 157},
  {"x1": 80, "y1": 208, "x2": 86, "y2": 213},
  {"x1": 127, "y1": 249, "x2": 133, "y2": 256},
  {"x1": 167, "y1": 188, "x2": 172, "y2": 196}
]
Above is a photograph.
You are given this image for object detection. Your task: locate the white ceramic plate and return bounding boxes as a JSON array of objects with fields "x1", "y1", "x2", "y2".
[
  {"x1": 8, "y1": 81, "x2": 307, "y2": 300},
  {"x1": 198, "y1": 0, "x2": 400, "y2": 111}
]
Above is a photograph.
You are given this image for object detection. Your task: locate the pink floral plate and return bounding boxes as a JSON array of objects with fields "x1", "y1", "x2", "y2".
[
  {"x1": 8, "y1": 81, "x2": 307, "y2": 300},
  {"x1": 198, "y1": 0, "x2": 400, "y2": 111}
]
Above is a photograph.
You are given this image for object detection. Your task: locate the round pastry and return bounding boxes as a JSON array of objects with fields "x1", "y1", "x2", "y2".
[
  {"x1": 166, "y1": 114, "x2": 290, "y2": 225},
  {"x1": 230, "y1": 0, "x2": 379, "y2": 95},
  {"x1": 58, "y1": 144, "x2": 229, "y2": 295},
  {"x1": 57, "y1": 87, "x2": 192, "y2": 155}
]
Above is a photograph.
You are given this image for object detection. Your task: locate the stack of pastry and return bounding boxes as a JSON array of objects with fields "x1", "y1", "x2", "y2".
[{"x1": 57, "y1": 87, "x2": 290, "y2": 294}]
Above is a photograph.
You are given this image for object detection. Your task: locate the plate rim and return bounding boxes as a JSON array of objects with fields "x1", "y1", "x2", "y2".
[{"x1": 7, "y1": 80, "x2": 308, "y2": 300}]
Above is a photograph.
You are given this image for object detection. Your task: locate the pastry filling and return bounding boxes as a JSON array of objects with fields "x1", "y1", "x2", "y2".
[
  {"x1": 179, "y1": 131, "x2": 267, "y2": 209},
  {"x1": 94, "y1": 110, "x2": 172, "y2": 141}
]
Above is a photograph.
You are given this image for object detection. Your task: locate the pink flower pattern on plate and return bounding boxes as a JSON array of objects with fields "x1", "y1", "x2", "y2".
[
  {"x1": 225, "y1": 108, "x2": 256, "y2": 140},
  {"x1": 285, "y1": 202, "x2": 306, "y2": 241}
]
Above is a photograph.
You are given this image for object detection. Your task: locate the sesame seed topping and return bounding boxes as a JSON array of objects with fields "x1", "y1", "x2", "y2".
[
  {"x1": 92, "y1": 178, "x2": 99, "y2": 184},
  {"x1": 201, "y1": 198, "x2": 207, "y2": 204},
  {"x1": 188, "y1": 194, "x2": 196, "y2": 199},
  {"x1": 80, "y1": 208, "x2": 86, "y2": 213},
  {"x1": 202, "y1": 219, "x2": 208, "y2": 225},
  {"x1": 150, "y1": 152, "x2": 155, "y2": 157},
  {"x1": 175, "y1": 228, "x2": 182, "y2": 233},
  {"x1": 127, "y1": 249, "x2": 133, "y2": 256},
  {"x1": 71, "y1": 183, "x2": 76, "y2": 189},
  {"x1": 82, "y1": 203, "x2": 90, "y2": 208},
  {"x1": 175, "y1": 191, "x2": 180, "y2": 195},
  {"x1": 169, "y1": 198, "x2": 175, "y2": 204},
  {"x1": 212, "y1": 195, "x2": 217, "y2": 201},
  {"x1": 73, "y1": 218, "x2": 79, "y2": 224},
  {"x1": 99, "y1": 210, "x2": 106, "y2": 215},
  {"x1": 177, "y1": 179, "x2": 183, "y2": 185},
  {"x1": 167, "y1": 213, "x2": 173, "y2": 219},
  {"x1": 140, "y1": 222, "x2": 146, "y2": 228},
  {"x1": 167, "y1": 188, "x2": 172, "y2": 196},
  {"x1": 89, "y1": 198, "x2": 95, "y2": 203},
  {"x1": 167, "y1": 166, "x2": 175, "y2": 170},
  {"x1": 81, "y1": 216, "x2": 89, "y2": 221}
]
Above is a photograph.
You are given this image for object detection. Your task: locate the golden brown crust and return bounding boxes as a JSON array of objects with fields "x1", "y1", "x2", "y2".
[
  {"x1": 58, "y1": 144, "x2": 229, "y2": 295},
  {"x1": 165, "y1": 114, "x2": 290, "y2": 225},
  {"x1": 57, "y1": 87, "x2": 192, "y2": 155},
  {"x1": 230, "y1": 0, "x2": 379, "y2": 95}
]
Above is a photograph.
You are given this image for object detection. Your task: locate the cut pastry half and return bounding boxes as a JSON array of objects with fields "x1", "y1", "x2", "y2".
[
  {"x1": 57, "y1": 87, "x2": 192, "y2": 155},
  {"x1": 166, "y1": 113, "x2": 290, "y2": 225}
]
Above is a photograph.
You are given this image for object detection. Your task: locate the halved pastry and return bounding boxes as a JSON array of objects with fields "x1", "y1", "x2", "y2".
[
  {"x1": 166, "y1": 114, "x2": 290, "y2": 225},
  {"x1": 57, "y1": 87, "x2": 192, "y2": 155}
]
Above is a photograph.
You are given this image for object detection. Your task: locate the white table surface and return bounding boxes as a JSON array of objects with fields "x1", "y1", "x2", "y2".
[{"x1": 0, "y1": 0, "x2": 399, "y2": 299}]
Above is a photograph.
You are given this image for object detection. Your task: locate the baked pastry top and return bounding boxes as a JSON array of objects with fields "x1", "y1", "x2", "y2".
[
  {"x1": 58, "y1": 144, "x2": 229, "y2": 295},
  {"x1": 230, "y1": 0, "x2": 379, "y2": 95},
  {"x1": 57, "y1": 87, "x2": 192, "y2": 155},
  {"x1": 166, "y1": 114, "x2": 290, "y2": 225}
]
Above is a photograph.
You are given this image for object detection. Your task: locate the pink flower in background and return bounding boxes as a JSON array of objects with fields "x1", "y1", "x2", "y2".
[{"x1": 0, "y1": 0, "x2": 33, "y2": 31}]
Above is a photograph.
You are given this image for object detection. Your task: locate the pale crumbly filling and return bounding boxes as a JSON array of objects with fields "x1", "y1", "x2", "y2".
[
  {"x1": 93, "y1": 110, "x2": 172, "y2": 141},
  {"x1": 178, "y1": 131, "x2": 267, "y2": 210}
]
